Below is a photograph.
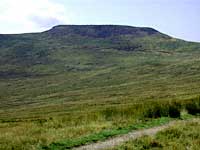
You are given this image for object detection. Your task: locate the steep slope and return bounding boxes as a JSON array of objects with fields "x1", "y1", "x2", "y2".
[{"x1": 0, "y1": 25, "x2": 200, "y2": 118}]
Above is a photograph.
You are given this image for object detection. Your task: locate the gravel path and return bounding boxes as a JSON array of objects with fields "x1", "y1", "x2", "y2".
[{"x1": 73, "y1": 121, "x2": 177, "y2": 150}]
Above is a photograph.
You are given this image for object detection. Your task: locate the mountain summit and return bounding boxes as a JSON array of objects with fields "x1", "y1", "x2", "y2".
[{"x1": 45, "y1": 25, "x2": 162, "y2": 38}]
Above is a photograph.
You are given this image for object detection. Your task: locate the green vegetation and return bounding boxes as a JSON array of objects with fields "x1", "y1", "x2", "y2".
[
  {"x1": 0, "y1": 98, "x2": 199, "y2": 150},
  {"x1": 41, "y1": 98, "x2": 200, "y2": 149},
  {"x1": 109, "y1": 118, "x2": 200, "y2": 150},
  {"x1": 185, "y1": 98, "x2": 200, "y2": 115},
  {"x1": 0, "y1": 25, "x2": 200, "y2": 149},
  {"x1": 43, "y1": 117, "x2": 172, "y2": 150}
]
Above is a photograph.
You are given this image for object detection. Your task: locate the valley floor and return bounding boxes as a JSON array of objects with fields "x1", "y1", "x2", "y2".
[{"x1": 0, "y1": 98, "x2": 199, "y2": 150}]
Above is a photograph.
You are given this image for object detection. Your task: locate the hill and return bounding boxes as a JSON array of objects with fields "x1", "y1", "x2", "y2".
[
  {"x1": 0, "y1": 25, "x2": 199, "y2": 112},
  {"x1": 0, "y1": 25, "x2": 166, "y2": 71},
  {"x1": 0, "y1": 25, "x2": 199, "y2": 149}
]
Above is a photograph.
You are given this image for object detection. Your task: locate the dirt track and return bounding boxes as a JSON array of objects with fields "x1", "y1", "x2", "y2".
[{"x1": 73, "y1": 120, "x2": 178, "y2": 150}]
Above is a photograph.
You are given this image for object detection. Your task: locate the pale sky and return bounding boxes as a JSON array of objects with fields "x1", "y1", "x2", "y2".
[{"x1": 0, "y1": 0, "x2": 199, "y2": 42}]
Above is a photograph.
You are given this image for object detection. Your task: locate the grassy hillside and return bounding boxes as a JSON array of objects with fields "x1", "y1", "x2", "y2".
[{"x1": 0, "y1": 25, "x2": 200, "y2": 149}]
